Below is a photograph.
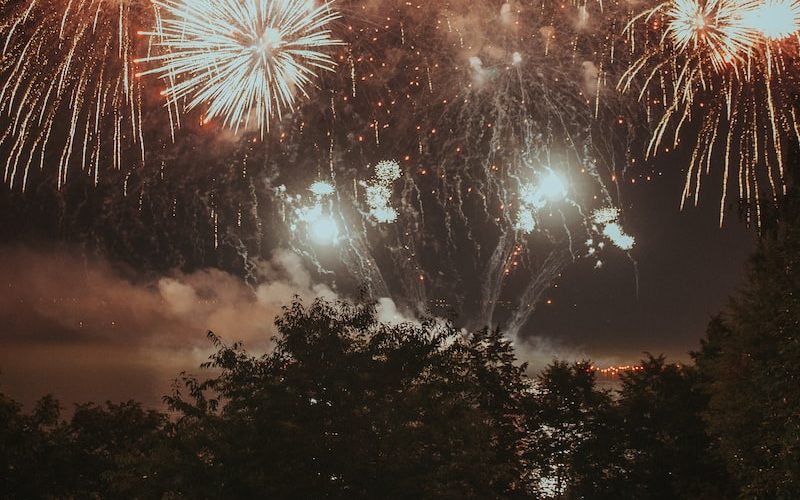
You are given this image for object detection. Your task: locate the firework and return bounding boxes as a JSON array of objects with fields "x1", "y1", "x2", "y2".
[
  {"x1": 745, "y1": 0, "x2": 800, "y2": 39},
  {"x1": 592, "y1": 207, "x2": 635, "y2": 251},
  {"x1": 0, "y1": 0, "x2": 148, "y2": 190},
  {"x1": 664, "y1": 0, "x2": 758, "y2": 69},
  {"x1": 2, "y1": 0, "x2": 638, "y2": 338},
  {"x1": 361, "y1": 160, "x2": 401, "y2": 224},
  {"x1": 284, "y1": 180, "x2": 340, "y2": 246},
  {"x1": 515, "y1": 170, "x2": 569, "y2": 234},
  {"x1": 620, "y1": 0, "x2": 800, "y2": 225},
  {"x1": 139, "y1": 0, "x2": 342, "y2": 135}
]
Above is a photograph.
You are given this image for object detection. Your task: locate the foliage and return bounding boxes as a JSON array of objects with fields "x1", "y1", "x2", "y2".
[
  {"x1": 1, "y1": 257, "x2": 799, "y2": 499},
  {"x1": 614, "y1": 355, "x2": 731, "y2": 499},
  {"x1": 694, "y1": 196, "x2": 800, "y2": 499},
  {"x1": 163, "y1": 298, "x2": 536, "y2": 499}
]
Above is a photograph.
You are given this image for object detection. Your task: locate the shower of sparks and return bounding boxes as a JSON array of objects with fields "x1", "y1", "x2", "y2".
[
  {"x1": 138, "y1": 0, "x2": 342, "y2": 135},
  {"x1": 0, "y1": 0, "x2": 147, "y2": 190},
  {"x1": 515, "y1": 170, "x2": 569, "y2": 234},
  {"x1": 621, "y1": 0, "x2": 800, "y2": 225}
]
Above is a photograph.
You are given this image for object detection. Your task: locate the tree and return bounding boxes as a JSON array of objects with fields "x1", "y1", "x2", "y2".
[
  {"x1": 526, "y1": 361, "x2": 624, "y2": 499},
  {"x1": 65, "y1": 401, "x2": 176, "y2": 498},
  {"x1": 165, "y1": 297, "x2": 537, "y2": 499},
  {"x1": 694, "y1": 195, "x2": 800, "y2": 498},
  {"x1": 0, "y1": 388, "x2": 178, "y2": 499},
  {"x1": 615, "y1": 355, "x2": 731, "y2": 499}
]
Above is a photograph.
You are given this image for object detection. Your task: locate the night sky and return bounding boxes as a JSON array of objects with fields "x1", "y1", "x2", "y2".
[
  {"x1": 0, "y1": 154, "x2": 756, "y2": 408},
  {"x1": 0, "y1": 0, "x2": 759, "y2": 408}
]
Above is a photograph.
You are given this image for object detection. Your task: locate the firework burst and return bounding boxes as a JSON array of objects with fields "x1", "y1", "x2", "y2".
[
  {"x1": 139, "y1": 0, "x2": 342, "y2": 135},
  {"x1": 620, "y1": 0, "x2": 800, "y2": 225}
]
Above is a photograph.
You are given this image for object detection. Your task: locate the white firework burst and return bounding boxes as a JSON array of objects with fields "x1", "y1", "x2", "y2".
[
  {"x1": 363, "y1": 160, "x2": 401, "y2": 224},
  {"x1": 139, "y1": 0, "x2": 342, "y2": 134},
  {"x1": 591, "y1": 207, "x2": 635, "y2": 251}
]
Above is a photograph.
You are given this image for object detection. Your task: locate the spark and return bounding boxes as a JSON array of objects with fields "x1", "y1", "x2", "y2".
[
  {"x1": 139, "y1": 0, "x2": 342, "y2": 134},
  {"x1": 0, "y1": 0, "x2": 147, "y2": 190},
  {"x1": 362, "y1": 160, "x2": 401, "y2": 224},
  {"x1": 592, "y1": 208, "x2": 635, "y2": 251}
]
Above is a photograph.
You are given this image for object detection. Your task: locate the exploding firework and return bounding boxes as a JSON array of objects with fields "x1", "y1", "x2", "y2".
[
  {"x1": 515, "y1": 170, "x2": 569, "y2": 233},
  {"x1": 138, "y1": 0, "x2": 342, "y2": 135},
  {"x1": 664, "y1": 0, "x2": 757, "y2": 69},
  {"x1": 361, "y1": 160, "x2": 401, "y2": 224},
  {"x1": 746, "y1": 0, "x2": 800, "y2": 40},
  {"x1": 620, "y1": 0, "x2": 800, "y2": 225},
  {"x1": 0, "y1": 0, "x2": 151, "y2": 190},
  {"x1": 280, "y1": 180, "x2": 341, "y2": 246},
  {"x1": 2, "y1": 0, "x2": 639, "y2": 340},
  {"x1": 591, "y1": 207, "x2": 635, "y2": 251}
]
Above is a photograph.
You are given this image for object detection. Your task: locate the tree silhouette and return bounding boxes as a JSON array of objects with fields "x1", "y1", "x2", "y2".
[
  {"x1": 164, "y1": 298, "x2": 536, "y2": 499},
  {"x1": 615, "y1": 355, "x2": 731, "y2": 499},
  {"x1": 527, "y1": 361, "x2": 624, "y2": 498},
  {"x1": 695, "y1": 195, "x2": 800, "y2": 498}
]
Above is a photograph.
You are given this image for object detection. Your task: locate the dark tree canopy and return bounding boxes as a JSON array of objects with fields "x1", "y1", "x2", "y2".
[
  {"x1": 694, "y1": 196, "x2": 800, "y2": 499},
  {"x1": 164, "y1": 298, "x2": 535, "y2": 499}
]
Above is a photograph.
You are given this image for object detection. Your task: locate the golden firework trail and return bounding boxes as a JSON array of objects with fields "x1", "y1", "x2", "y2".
[
  {"x1": 620, "y1": 0, "x2": 800, "y2": 225},
  {"x1": 0, "y1": 0, "x2": 149, "y2": 190}
]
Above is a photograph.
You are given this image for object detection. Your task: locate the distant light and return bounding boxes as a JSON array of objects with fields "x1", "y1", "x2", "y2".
[
  {"x1": 309, "y1": 181, "x2": 336, "y2": 197},
  {"x1": 309, "y1": 215, "x2": 339, "y2": 245},
  {"x1": 538, "y1": 171, "x2": 568, "y2": 201}
]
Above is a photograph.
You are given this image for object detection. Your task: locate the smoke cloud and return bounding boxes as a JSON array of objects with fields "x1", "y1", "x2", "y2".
[{"x1": 0, "y1": 245, "x2": 392, "y2": 409}]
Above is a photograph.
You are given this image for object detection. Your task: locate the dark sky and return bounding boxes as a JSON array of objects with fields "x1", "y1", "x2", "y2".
[
  {"x1": 524, "y1": 153, "x2": 756, "y2": 365},
  {"x1": 0, "y1": 158, "x2": 756, "y2": 409}
]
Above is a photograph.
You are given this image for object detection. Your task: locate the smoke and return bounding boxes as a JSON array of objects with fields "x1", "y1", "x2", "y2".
[
  {"x1": 0, "y1": 243, "x2": 631, "y2": 409},
  {"x1": 0, "y1": 245, "x2": 410, "y2": 408},
  {"x1": 512, "y1": 334, "x2": 628, "y2": 373},
  {"x1": 500, "y1": 2, "x2": 514, "y2": 25},
  {"x1": 581, "y1": 60, "x2": 600, "y2": 97}
]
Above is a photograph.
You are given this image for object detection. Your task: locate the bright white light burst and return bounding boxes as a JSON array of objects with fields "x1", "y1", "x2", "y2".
[
  {"x1": 746, "y1": 0, "x2": 800, "y2": 40},
  {"x1": 363, "y1": 160, "x2": 401, "y2": 223},
  {"x1": 309, "y1": 214, "x2": 340, "y2": 245},
  {"x1": 139, "y1": 0, "x2": 341, "y2": 134},
  {"x1": 591, "y1": 208, "x2": 635, "y2": 251},
  {"x1": 515, "y1": 170, "x2": 568, "y2": 233}
]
